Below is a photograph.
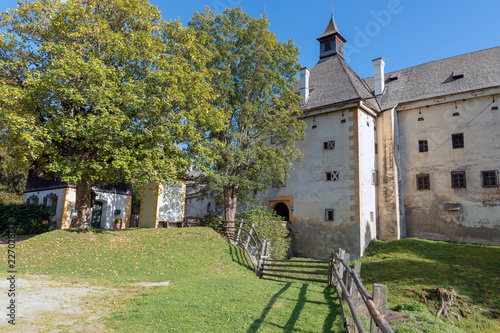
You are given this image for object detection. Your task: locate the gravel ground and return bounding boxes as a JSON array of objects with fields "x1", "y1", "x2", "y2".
[{"x1": 0, "y1": 275, "x2": 118, "y2": 332}]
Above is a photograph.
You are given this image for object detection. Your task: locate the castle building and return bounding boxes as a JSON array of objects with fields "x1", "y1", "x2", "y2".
[{"x1": 261, "y1": 15, "x2": 500, "y2": 259}]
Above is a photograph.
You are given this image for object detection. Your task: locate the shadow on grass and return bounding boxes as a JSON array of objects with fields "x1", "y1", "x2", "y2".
[
  {"x1": 228, "y1": 241, "x2": 254, "y2": 271},
  {"x1": 248, "y1": 282, "x2": 292, "y2": 332},
  {"x1": 322, "y1": 287, "x2": 340, "y2": 333},
  {"x1": 283, "y1": 283, "x2": 308, "y2": 332}
]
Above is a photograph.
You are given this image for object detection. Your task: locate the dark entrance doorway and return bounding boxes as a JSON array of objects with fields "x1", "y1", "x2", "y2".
[
  {"x1": 90, "y1": 201, "x2": 103, "y2": 229},
  {"x1": 273, "y1": 202, "x2": 289, "y2": 221}
]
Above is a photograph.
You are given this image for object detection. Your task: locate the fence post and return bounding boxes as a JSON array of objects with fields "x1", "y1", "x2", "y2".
[
  {"x1": 236, "y1": 220, "x2": 243, "y2": 244},
  {"x1": 245, "y1": 223, "x2": 254, "y2": 250},
  {"x1": 348, "y1": 261, "x2": 362, "y2": 332},
  {"x1": 342, "y1": 253, "x2": 350, "y2": 301},
  {"x1": 370, "y1": 284, "x2": 388, "y2": 333}
]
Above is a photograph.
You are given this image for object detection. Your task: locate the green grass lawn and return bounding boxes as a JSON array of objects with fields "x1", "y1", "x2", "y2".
[
  {"x1": 15, "y1": 228, "x2": 343, "y2": 332},
  {"x1": 11, "y1": 228, "x2": 500, "y2": 332},
  {"x1": 357, "y1": 238, "x2": 500, "y2": 332}
]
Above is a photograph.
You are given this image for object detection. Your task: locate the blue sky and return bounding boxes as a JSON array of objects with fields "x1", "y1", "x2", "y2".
[{"x1": 2, "y1": 0, "x2": 500, "y2": 78}]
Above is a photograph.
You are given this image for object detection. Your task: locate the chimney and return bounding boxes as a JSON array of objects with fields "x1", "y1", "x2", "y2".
[
  {"x1": 300, "y1": 67, "x2": 311, "y2": 106},
  {"x1": 372, "y1": 57, "x2": 386, "y2": 96}
]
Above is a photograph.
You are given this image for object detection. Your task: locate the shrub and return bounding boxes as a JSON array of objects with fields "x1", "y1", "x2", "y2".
[
  {"x1": 198, "y1": 213, "x2": 225, "y2": 234},
  {"x1": 0, "y1": 203, "x2": 54, "y2": 236},
  {"x1": 238, "y1": 205, "x2": 289, "y2": 260}
]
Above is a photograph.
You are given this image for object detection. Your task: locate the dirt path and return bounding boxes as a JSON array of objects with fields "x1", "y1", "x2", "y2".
[{"x1": 0, "y1": 275, "x2": 121, "y2": 332}]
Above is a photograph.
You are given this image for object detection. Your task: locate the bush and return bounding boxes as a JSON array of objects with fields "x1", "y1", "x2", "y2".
[
  {"x1": 0, "y1": 203, "x2": 55, "y2": 236},
  {"x1": 198, "y1": 213, "x2": 225, "y2": 234},
  {"x1": 238, "y1": 205, "x2": 290, "y2": 260}
]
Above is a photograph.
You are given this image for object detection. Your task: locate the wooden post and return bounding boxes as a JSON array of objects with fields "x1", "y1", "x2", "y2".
[
  {"x1": 349, "y1": 261, "x2": 362, "y2": 332},
  {"x1": 245, "y1": 223, "x2": 254, "y2": 250},
  {"x1": 343, "y1": 253, "x2": 350, "y2": 301},
  {"x1": 370, "y1": 284, "x2": 388, "y2": 333},
  {"x1": 236, "y1": 220, "x2": 243, "y2": 244}
]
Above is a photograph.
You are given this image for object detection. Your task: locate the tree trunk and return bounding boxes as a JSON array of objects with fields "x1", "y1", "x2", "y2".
[
  {"x1": 70, "y1": 179, "x2": 93, "y2": 229},
  {"x1": 223, "y1": 185, "x2": 238, "y2": 237}
]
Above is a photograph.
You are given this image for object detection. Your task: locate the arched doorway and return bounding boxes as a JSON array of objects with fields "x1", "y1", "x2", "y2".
[{"x1": 273, "y1": 202, "x2": 289, "y2": 221}]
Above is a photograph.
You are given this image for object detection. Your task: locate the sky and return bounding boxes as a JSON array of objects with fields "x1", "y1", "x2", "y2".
[{"x1": 1, "y1": 0, "x2": 500, "y2": 78}]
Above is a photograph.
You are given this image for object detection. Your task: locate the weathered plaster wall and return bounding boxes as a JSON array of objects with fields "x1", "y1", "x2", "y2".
[
  {"x1": 398, "y1": 94, "x2": 500, "y2": 245},
  {"x1": 357, "y1": 110, "x2": 378, "y2": 256},
  {"x1": 376, "y1": 108, "x2": 404, "y2": 241},
  {"x1": 261, "y1": 107, "x2": 362, "y2": 259},
  {"x1": 158, "y1": 181, "x2": 186, "y2": 223}
]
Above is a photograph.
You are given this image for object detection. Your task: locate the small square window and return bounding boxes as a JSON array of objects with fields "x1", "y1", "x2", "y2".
[
  {"x1": 416, "y1": 174, "x2": 430, "y2": 190},
  {"x1": 324, "y1": 40, "x2": 331, "y2": 52},
  {"x1": 451, "y1": 171, "x2": 466, "y2": 188},
  {"x1": 481, "y1": 171, "x2": 498, "y2": 187},
  {"x1": 451, "y1": 133, "x2": 464, "y2": 149},
  {"x1": 325, "y1": 209, "x2": 334, "y2": 221},
  {"x1": 323, "y1": 141, "x2": 335, "y2": 150},
  {"x1": 418, "y1": 140, "x2": 428, "y2": 153},
  {"x1": 326, "y1": 171, "x2": 339, "y2": 181}
]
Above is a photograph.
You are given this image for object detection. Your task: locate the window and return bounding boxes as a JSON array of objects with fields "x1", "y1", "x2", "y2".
[
  {"x1": 325, "y1": 209, "x2": 334, "y2": 221},
  {"x1": 416, "y1": 174, "x2": 430, "y2": 190},
  {"x1": 323, "y1": 141, "x2": 335, "y2": 150},
  {"x1": 375, "y1": 143, "x2": 378, "y2": 154},
  {"x1": 372, "y1": 170, "x2": 378, "y2": 186},
  {"x1": 324, "y1": 40, "x2": 331, "y2": 52},
  {"x1": 451, "y1": 171, "x2": 466, "y2": 188},
  {"x1": 451, "y1": 133, "x2": 464, "y2": 149},
  {"x1": 481, "y1": 171, "x2": 498, "y2": 187},
  {"x1": 370, "y1": 211, "x2": 374, "y2": 222},
  {"x1": 326, "y1": 171, "x2": 339, "y2": 181},
  {"x1": 418, "y1": 140, "x2": 428, "y2": 153}
]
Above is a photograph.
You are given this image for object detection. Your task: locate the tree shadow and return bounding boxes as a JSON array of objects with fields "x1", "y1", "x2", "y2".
[
  {"x1": 283, "y1": 283, "x2": 308, "y2": 332},
  {"x1": 228, "y1": 241, "x2": 254, "y2": 271},
  {"x1": 322, "y1": 286, "x2": 340, "y2": 333},
  {"x1": 247, "y1": 282, "x2": 292, "y2": 332}
]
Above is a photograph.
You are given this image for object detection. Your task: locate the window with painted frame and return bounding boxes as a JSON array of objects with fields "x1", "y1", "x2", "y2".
[{"x1": 323, "y1": 140, "x2": 335, "y2": 150}]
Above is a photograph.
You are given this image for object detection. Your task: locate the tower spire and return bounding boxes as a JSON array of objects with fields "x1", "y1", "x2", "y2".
[{"x1": 317, "y1": 12, "x2": 346, "y2": 59}]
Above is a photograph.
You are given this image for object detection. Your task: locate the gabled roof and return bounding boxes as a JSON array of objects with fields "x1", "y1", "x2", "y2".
[
  {"x1": 299, "y1": 54, "x2": 375, "y2": 111},
  {"x1": 364, "y1": 46, "x2": 500, "y2": 110}
]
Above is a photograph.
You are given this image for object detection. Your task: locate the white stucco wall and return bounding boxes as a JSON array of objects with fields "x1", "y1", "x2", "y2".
[
  {"x1": 357, "y1": 110, "x2": 378, "y2": 256},
  {"x1": 397, "y1": 93, "x2": 500, "y2": 244},
  {"x1": 94, "y1": 191, "x2": 130, "y2": 229}
]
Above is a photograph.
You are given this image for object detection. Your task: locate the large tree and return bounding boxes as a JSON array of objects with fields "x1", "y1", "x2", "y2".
[
  {"x1": 189, "y1": 7, "x2": 306, "y2": 222},
  {"x1": 0, "y1": 0, "x2": 224, "y2": 227}
]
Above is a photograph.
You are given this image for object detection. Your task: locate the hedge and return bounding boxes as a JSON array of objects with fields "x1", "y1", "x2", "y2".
[{"x1": 0, "y1": 203, "x2": 55, "y2": 236}]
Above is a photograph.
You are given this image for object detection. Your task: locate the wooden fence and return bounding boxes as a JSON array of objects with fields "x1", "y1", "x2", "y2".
[{"x1": 183, "y1": 218, "x2": 393, "y2": 333}]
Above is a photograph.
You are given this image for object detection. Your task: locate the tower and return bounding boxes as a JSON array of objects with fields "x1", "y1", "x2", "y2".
[{"x1": 317, "y1": 14, "x2": 346, "y2": 59}]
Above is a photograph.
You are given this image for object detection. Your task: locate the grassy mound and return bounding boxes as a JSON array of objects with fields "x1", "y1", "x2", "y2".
[
  {"x1": 358, "y1": 238, "x2": 500, "y2": 332},
  {"x1": 15, "y1": 228, "x2": 343, "y2": 332}
]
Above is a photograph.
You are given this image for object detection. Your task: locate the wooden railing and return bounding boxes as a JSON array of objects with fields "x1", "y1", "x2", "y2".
[
  {"x1": 329, "y1": 249, "x2": 393, "y2": 333},
  {"x1": 183, "y1": 217, "x2": 393, "y2": 333}
]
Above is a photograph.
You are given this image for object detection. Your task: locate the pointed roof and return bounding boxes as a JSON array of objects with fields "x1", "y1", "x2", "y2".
[
  {"x1": 297, "y1": 55, "x2": 375, "y2": 111},
  {"x1": 317, "y1": 14, "x2": 345, "y2": 42}
]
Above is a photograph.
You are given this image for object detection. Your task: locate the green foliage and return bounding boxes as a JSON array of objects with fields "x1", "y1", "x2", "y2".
[
  {"x1": 239, "y1": 205, "x2": 289, "y2": 260},
  {"x1": 188, "y1": 7, "x2": 306, "y2": 219},
  {"x1": 391, "y1": 302, "x2": 462, "y2": 333},
  {"x1": 0, "y1": 0, "x2": 225, "y2": 219},
  {"x1": 198, "y1": 212, "x2": 225, "y2": 234},
  {"x1": 0, "y1": 203, "x2": 54, "y2": 235},
  {"x1": 130, "y1": 185, "x2": 142, "y2": 215}
]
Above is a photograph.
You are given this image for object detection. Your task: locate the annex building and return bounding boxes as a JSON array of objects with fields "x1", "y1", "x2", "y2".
[{"x1": 260, "y1": 15, "x2": 500, "y2": 259}]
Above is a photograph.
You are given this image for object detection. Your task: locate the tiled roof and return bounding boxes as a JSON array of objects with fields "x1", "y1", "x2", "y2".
[
  {"x1": 364, "y1": 46, "x2": 500, "y2": 110},
  {"x1": 299, "y1": 54, "x2": 375, "y2": 111}
]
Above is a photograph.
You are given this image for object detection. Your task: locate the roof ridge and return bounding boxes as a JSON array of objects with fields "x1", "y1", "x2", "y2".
[{"x1": 338, "y1": 57, "x2": 374, "y2": 99}]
